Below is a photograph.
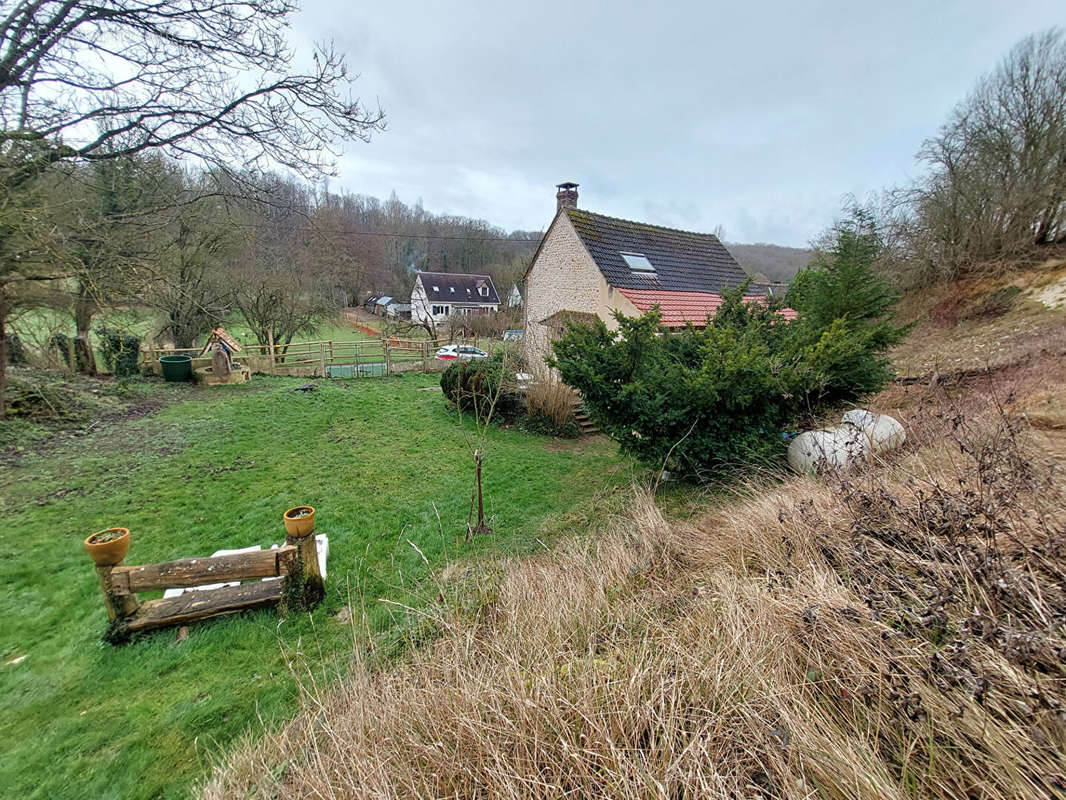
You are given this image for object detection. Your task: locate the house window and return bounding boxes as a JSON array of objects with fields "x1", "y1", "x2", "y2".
[
  {"x1": 620, "y1": 252, "x2": 655, "y2": 272},
  {"x1": 479, "y1": 285, "x2": 488, "y2": 297},
  {"x1": 432, "y1": 285, "x2": 439, "y2": 292},
  {"x1": 432, "y1": 305, "x2": 449, "y2": 316}
]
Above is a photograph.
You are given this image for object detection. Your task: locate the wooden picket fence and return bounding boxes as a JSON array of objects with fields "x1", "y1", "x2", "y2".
[{"x1": 92, "y1": 531, "x2": 324, "y2": 644}]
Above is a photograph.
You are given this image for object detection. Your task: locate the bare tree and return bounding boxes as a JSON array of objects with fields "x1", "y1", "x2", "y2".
[
  {"x1": 227, "y1": 177, "x2": 330, "y2": 355},
  {"x1": 0, "y1": 0, "x2": 384, "y2": 415},
  {"x1": 148, "y1": 176, "x2": 235, "y2": 348},
  {"x1": 0, "y1": 0, "x2": 384, "y2": 187},
  {"x1": 909, "y1": 28, "x2": 1066, "y2": 280},
  {"x1": 450, "y1": 352, "x2": 513, "y2": 540}
]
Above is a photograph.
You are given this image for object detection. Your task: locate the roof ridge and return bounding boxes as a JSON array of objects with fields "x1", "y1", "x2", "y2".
[
  {"x1": 418, "y1": 271, "x2": 494, "y2": 279},
  {"x1": 566, "y1": 207, "x2": 724, "y2": 242}
]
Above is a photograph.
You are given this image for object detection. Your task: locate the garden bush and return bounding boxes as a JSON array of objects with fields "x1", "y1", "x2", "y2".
[
  {"x1": 552, "y1": 216, "x2": 909, "y2": 480},
  {"x1": 49, "y1": 332, "x2": 72, "y2": 365},
  {"x1": 441, "y1": 355, "x2": 520, "y2": 421},
  {"x1": 96, "y1": 326, "x2": 141, "y2": 377},
  {"x1": 4, "y1": 333, "x2": 27, "y2": 365}
]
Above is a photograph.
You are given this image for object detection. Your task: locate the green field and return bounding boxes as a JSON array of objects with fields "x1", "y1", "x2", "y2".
[
  {"x1": 0, "y1": 374, "x2": 634, "y2": 799},
  {"x1": 7, "y1": 308, "x2": 375, "y2": 370}
]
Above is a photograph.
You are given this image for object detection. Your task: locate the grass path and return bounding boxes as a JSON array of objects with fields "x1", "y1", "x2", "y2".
[{"x1": 0, "y1": 374, "x2": 632, "y2": 799}]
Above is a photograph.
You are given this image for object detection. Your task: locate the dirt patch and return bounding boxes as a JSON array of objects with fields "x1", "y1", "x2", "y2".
[
  {"x1": 0, "y1": 384, "x2": 178, "y2": 468},
  {"x1": 542, "y1": 434, "x2": 611, "y2": 452}
]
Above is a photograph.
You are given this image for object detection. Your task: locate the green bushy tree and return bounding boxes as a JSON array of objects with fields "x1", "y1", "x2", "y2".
[
  {"x1": 551, "y1": 212, "x2": 909, "y2": 480},
  {"x1": 787, "y1": 209, "x2": 910, "y2": 403}
]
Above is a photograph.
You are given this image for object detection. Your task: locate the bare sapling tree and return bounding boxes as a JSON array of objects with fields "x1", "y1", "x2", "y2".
[
  {"x1": 150, "y1": 196, "x2": 236, "y2": 348},
  {"x1": 0, "y1": 0, "x2": 384, "y2": 414},
  {"x1": 453, "y1": 349, "x2": 514, "y2": 541}
]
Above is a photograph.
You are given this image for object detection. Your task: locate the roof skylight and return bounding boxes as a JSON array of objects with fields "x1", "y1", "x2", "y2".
[{"x1": 620, "y1": 251, "x2": 655, "y2": 272}]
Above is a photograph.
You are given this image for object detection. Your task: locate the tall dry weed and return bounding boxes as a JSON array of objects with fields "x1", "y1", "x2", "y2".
[{"x1": 523, "y1": 376, "x2": 578, "y2": 428}]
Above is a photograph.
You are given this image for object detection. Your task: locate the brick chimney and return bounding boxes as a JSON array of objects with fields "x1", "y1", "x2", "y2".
[{"x1": 556, "y1": 181, "x2": 579, "y2": 212}]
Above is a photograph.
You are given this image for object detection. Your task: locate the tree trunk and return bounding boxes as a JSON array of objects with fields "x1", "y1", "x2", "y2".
[{"x1": 74, "y1": 284, "x2": 97, "y2": 376}]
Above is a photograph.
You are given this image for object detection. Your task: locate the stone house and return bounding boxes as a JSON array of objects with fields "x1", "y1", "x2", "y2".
[
  {"x1": 410, "y1": 272, "x2": 500, "y2": 328},
  {"x1": 522, "y1": 182, "x2": 780, "y2": 366}
]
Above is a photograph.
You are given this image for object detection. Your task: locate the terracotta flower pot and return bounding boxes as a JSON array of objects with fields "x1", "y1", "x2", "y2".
[
  {"x1": 283, "y1": 506, "x2": 316, "y2": 538},
  {"x1": 84, "y1": 528, "x2": 130, "y2": 566}
]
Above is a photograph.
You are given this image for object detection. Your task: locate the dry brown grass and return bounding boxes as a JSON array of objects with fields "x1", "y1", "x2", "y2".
[
  {"x1": 203, "y1": 386, "x2": 1066, "y2": 799},
  {"x1": 523, "y1": 375, "x2": 578, "y2": 428}
]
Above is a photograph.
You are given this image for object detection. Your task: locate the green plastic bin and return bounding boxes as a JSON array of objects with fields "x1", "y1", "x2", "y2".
[{"x1": 159, "y1": 354, "x2": 193, "y2": 382}]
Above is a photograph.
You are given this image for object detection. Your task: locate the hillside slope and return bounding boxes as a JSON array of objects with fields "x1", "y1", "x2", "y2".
[
  {"x1": 727, "y1": 242, "x2": 813, "y2": 283},
  {"x1": 205, "y1": 269, "x2": 1066, "y2": 800}
]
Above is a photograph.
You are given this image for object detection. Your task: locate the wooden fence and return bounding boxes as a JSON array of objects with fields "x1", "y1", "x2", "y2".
[
  {"x1": 92, "y1": 532, "x2": 324, "y2": 644},
  {"x1": 146, "y1": 336, "x2": 490, "y2": 379}
]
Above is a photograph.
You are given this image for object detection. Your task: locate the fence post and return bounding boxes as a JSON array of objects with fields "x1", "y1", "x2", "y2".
[
  {"x1": 385, "y1": 339, "x2": 392, "y2": 376},
  {"x1": 267, "y1": 329, "x2": 276, "y2": 375},
  {"x1": 318, "y1": 341, "x2": 326, "y2": 376},
  {"x1": 94, "y1": 562, "x2": 140, "y2": 623},
  {"x1": 422, "y1": 341, "x2": 429, "y2": 373},
  {"x1": 283, "y1": 531, "x2": 324, "y2": 610}
]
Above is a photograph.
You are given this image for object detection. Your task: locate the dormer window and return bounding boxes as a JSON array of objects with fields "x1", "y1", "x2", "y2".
[
  {"x1": 450, "y1": 287, "x2": 455, "y2": 293},
  {"x1": 620, "y1": 252, "x2": 655, "y2": 273},
  {"x1": 432, "y1": 285, "x2": 439, "y2": 292},
  {"x1": 479, "y1": 285, "x2": 488, "y2": 297}
]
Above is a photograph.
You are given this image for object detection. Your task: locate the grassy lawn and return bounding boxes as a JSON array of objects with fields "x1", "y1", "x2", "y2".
[
  {"x1": 0, "y1": 373, "x2": 634, "y2": 799},
  {"x1": 9, "y1": 308, "x2": 375, "y2": 366}
]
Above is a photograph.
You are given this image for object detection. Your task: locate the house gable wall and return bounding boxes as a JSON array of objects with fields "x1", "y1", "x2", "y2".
[{"x1": 523, "y1": 213, "x2": 639, "y2": 368}]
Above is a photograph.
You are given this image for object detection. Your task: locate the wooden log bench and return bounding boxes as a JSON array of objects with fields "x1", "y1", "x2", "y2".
[{"x1": 91, "y1": 532, "x2": 324, "y2": 644}]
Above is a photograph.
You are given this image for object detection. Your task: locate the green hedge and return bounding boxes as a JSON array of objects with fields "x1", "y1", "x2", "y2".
[
  {"x1": 96, "y1": 327, "x2": 141, "y2": 377},
  {"x1": 440, "y1": 356, "x2": 520, "y2": 421},
  {"x1": 552, "y1": 214, "x2": 908, "y2": 480}
]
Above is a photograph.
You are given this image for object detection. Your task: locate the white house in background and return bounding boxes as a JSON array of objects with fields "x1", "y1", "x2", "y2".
[
  {"x1": 410, "y1": 272, "x2": 500, "y2": 326},
  {"x1": 507, "y1": 283, "x2": 523, "y2": 308}
]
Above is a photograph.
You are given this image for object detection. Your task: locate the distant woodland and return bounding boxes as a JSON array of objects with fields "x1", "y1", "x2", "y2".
[{"x1": 726, "y1": 243, "x2": 813, "y2": 283}]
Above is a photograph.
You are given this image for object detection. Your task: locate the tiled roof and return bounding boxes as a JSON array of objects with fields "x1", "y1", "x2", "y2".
[
  {"x1": 619, "y1": 289, "x2": 797, "y2": 327},
  {"x1": 417, "y1": 272, "x2": 500, "y2": 305},
  {"x1": 566, "y1": 209, "x2": 756, "y2": 295}
]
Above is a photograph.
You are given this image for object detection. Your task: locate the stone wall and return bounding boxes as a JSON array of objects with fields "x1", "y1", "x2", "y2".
[{"x1": 522, "y1": 212, "x2": 639, "y2": 370}]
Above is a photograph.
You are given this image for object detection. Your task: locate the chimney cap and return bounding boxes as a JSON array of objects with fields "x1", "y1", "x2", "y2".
[{"x1": 556, "y1": 181, "x2": 579, "y2": 190}]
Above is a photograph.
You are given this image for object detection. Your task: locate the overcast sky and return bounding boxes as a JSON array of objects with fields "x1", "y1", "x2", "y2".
[{"x1": 294, "y1": 1, "x2": 1065, "y2": 247}]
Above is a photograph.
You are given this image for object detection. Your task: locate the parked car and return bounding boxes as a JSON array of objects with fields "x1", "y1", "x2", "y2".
[{"x1": 435, "y1": 344, "x2": 489, "y2": 361}]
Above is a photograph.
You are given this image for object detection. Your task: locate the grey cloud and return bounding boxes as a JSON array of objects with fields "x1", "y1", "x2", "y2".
[{"x1": 298, "y1": 1, "x2": 1066, "y2": 246}]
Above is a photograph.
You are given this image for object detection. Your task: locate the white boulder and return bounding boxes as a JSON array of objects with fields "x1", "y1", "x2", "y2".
[
  {"x1": 859, "y1": 412, "x2": 906, "y2": 453},
  {"x1": 787, "y1": 424, "x2": 871, "y2": 473},
  {"x1": 788, "y1": 409, "x2": 906, "y2": 473}
]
